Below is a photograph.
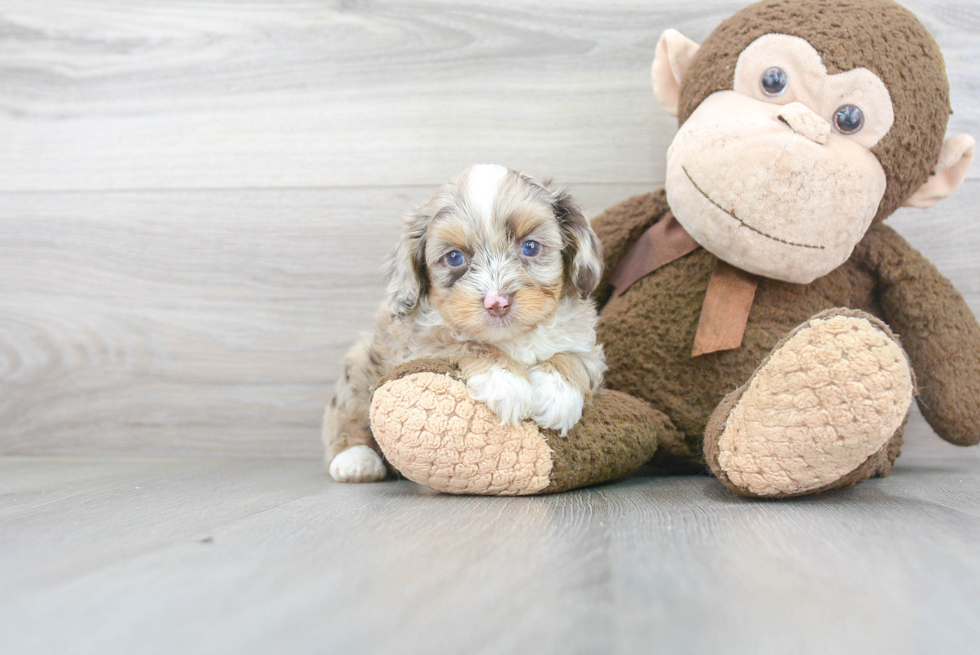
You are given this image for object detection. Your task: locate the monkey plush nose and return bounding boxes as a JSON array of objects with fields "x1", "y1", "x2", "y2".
[
  {"x1": 484, "y1": 293, "x2": 512, "y2": 317},
  {"x1": 776, "y1": 102, "x2": 830, "y2": 145}
]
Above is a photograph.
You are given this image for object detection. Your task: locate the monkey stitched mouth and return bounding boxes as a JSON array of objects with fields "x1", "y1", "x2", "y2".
[{"x1": 682, "y1": 166, "x2": 825, "y2": 250}]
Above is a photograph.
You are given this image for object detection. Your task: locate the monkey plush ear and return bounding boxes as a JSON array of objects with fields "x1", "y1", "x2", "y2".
[
  {"x1": 904, "y1": 135, "x2": 976, "y2": 209},
  {"x1": 651, "y1": 29, "x2": 700, "y2": 117}
]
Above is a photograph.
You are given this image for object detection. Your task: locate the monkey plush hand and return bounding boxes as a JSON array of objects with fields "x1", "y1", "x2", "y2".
[{"x1": 367, "y1": 0, "x2": 980, "y2": 497}]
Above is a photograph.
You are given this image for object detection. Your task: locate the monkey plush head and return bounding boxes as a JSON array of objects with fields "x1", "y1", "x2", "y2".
[{"x1": 652, "y1": 0, "x2": 975, "y2": 284}]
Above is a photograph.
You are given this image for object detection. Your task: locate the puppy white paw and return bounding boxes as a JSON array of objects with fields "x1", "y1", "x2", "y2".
[
  {"x1": 530, "y1": 368, "x2": 585, "y2": 437},
  {"x1": 329, "y1": 445, "x2": 387, "y2": 483},
  {"x1": 467, "y1": 367, "x2": 534, "y2": 425}
]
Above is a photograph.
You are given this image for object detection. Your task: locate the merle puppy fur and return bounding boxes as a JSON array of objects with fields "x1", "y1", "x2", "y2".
[{"x1": 323, "y1": 164, "x2": 606, "y2": 483}]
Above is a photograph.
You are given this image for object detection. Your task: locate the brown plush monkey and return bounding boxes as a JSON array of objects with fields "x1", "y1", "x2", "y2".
[{"x1": 367, "y1": 0, "x2": 980, "y2": 497}]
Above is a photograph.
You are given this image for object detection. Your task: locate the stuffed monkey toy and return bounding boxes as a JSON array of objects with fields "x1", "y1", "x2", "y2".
[{"x1": 367, "y1": 0, "x2": 980, "y2": 497}]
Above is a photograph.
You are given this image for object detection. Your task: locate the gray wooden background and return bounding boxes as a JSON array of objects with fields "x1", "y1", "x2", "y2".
[{"x1": 1, "y1": 0, "x2": 978, "y2": 458}]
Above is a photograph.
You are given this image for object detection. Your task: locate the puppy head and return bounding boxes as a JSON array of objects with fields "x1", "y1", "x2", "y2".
[{"x1": 384, "y1": 164, "x2": 602, "y2": 341}]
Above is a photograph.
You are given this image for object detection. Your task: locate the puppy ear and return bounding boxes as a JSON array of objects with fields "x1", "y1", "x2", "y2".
[
  {"x1": 384, "y1": 206, "x2": 431, "y2": 317},
  {"x1": 553, "y1": 190, "x2": 603, "y2": 298}
]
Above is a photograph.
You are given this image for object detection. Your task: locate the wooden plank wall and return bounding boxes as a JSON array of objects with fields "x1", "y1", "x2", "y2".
[{"x1": 1, "y1": 1, "x2": 978, "y2": 457}]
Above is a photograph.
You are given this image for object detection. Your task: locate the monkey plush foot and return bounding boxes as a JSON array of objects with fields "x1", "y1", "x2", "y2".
[
  {"x1": 369, "y1": 359, "x2": 669, "y2": 495},
  {"x1": 704, "y1": 309, "x2": 914, "y2": 498}
]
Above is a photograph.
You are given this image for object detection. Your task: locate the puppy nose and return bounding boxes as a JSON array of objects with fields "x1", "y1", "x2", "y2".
[
  {"x1": 484, "y1": 293, "x2": 512, "y2": 317},
  {"x1": 776, "y1": 102, "x2": 830, "y2": 145}
]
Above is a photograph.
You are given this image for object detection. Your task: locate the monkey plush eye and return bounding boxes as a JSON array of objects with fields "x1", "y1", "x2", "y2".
[
  {"x1": 761, "y1": 67, "x2": 788, "y2": 96},
  {"x1": 445, "y1": 250, "x2": 466, "y2": 267},
  {"x1": 833, "y1": 104, "x2": 865, "y2": 135},
  {"x1": 521, "y1": 240, "x2": 541, "y2": 257}
]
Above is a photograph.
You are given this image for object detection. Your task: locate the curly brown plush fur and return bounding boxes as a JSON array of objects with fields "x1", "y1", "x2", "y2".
[
  {"x1": 594, "y1": 189, "x2": 980, "y2": 474},
  {"x1": 678, "y1": 0, "x2": 950, "y2": 223},
  {"x1": 368, "y1": 0, "x2": 979, "y2": 497}
]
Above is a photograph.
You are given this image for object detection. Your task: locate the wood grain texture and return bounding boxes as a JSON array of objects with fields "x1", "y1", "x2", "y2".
[
  {"x1": 2, "y1": 451, "x2": 980, "y2": 655},
  {"x1": 1, "y1": 181, "x2": 977, "y2": 457},
  {"x1": 0, "y1": 0, "x2": 978, "y2": 191},
  {"x1": 0, "y1": 183, "x2": 656, "y2": 456},
  {"x1": 1, "y1": 0, "x2": 979, "y2": 457}
]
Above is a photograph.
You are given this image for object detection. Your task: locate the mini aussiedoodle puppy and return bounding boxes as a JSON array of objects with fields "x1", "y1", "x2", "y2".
[{"x1": 324, "y1": 164, "x2": 606, "y2": 483}]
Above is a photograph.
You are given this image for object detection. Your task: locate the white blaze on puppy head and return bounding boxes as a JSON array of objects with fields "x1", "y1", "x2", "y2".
[{"x1": 464, "y1": 163, "x2": 509, "y2": 228}]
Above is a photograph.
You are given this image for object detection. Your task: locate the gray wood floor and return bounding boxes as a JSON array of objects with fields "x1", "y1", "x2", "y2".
[
  {"x1": 2, "y1": 2, "x2": 980, "y2": 653},
  {"x1": 3, "y1": 436, "x2": 980, "y2": 655}
]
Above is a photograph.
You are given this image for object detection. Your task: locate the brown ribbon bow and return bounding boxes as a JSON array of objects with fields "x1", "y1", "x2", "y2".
[{"x1": 607, "y1": 212, "x2": 759, "y2": 357}]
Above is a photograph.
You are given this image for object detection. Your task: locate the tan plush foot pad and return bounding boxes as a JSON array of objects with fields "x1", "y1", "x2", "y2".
[
  {"x1": 715, "y1": 313, "x2": 914, "y2": 497},
  {"x1": 370, "y1": 372, "x2": 553, "y2": 495}
]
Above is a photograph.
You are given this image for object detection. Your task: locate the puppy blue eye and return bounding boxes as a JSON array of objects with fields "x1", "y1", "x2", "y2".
[
  {"x1": 445, "y1": 250, "x2": 465, "y2": 267},
  {"x1": 521, "y1": 240, "x2": 540, "y2": 257}
]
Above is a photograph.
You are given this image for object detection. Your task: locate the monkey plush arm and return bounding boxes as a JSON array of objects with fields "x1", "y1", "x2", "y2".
[
  {"x1": 589, "y1": 189, "x2": 671, "y2": 305},
  {"x1": 857, "y1": 223, "x2": 980, "y2": 446}
]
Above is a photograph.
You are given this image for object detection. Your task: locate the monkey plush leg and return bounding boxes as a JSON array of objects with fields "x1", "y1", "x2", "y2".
[
  {"x1": 369, "y1": 359, "x2": 676, "y2": 495},
  {"x1": 703, "y1": 309, "x2": 914, "y2": 498}
]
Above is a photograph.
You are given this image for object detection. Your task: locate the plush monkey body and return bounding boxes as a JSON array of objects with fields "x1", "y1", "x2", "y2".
[
  {"x1": 366, "y1": 0, "x2": 980, "y2": 497},
  {"x1": 594, "y1": 190, "x2": 881, "y2": 463},
  {"x1": 593, "y1": 189, "x2": 980, "y2": 478}
]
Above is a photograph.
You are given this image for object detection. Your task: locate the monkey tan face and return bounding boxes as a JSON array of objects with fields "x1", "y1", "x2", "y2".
[{"x1": 664, "y1": 35, "x2": 893, "y2": 283}]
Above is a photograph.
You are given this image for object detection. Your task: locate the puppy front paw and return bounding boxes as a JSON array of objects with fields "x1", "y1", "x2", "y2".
[
  {"x1": 329, "y1": 445, "x2": 387, "y2": 483},
  {"x1": 466, "y1": 367, "x2": 534, "y2": 425},
  {"x1": 530, "y1": 369, "x2": 585, "y2": 437}
]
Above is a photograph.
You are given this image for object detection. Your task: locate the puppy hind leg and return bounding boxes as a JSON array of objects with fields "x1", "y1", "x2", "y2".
[
  {"x1": 324, "y1": 394, "x2": 387, "y2": 483},
  {"x1": 323, "y1": 338, "x2": 388, "y2": 483}
]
